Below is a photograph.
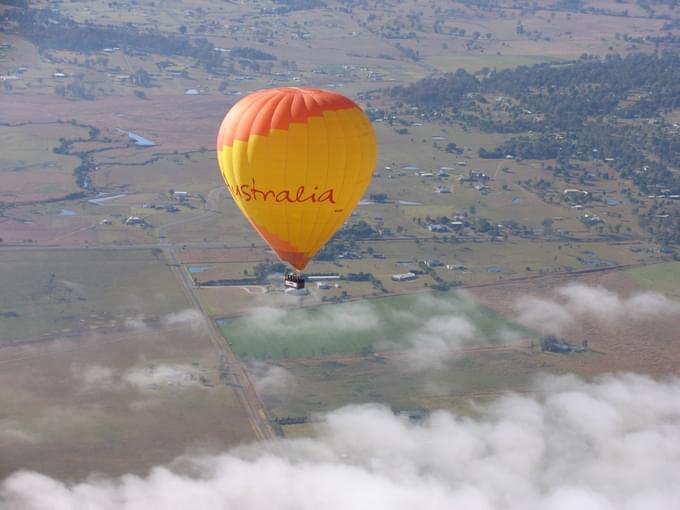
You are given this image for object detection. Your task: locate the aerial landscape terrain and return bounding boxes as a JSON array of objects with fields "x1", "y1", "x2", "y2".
[{"x1": 1, "y1": 0, "x2": 680, "y2": 508}]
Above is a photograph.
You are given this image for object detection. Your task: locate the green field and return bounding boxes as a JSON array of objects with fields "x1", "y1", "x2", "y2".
[
  {"x1": 0, "y1": 249, "x2": 191, "y2": 342},
  {"x1": 264, "y1": 350, "x2": 550, "y2": 418},
  {"x1": 219, "y1": 291, "x2": 528, "y2": 360},
  {"x1": 624, "y1": 262, "x2": 680, "y2": 299}
]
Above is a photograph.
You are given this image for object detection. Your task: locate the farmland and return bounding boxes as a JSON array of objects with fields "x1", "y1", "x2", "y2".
[
  {"x1": 0, "y1": 323, "x2": 255, "y2": 480},
  {"x1": 1, "y1": 0, "x2": 680, "y2": 481},
  {"x1": 219, "y1": 291, "x2": 529, "y2": 360},
  {"x1": 0, "y1": 248, "x2": 190, "y2": 343},
  {"x1": 624, "y1": 262, "x2": 680, "y2": 299}
]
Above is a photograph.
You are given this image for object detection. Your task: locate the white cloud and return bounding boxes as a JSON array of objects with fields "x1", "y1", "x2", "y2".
[
  {"x1": 70, "y1": 363, "x2": 203, "y2": 393},
  {"x1": 245, "y1": 292, "x2": 517, "y2": 371},
  {"x1": 244, "y1": 302, "x2": 380, "y2": 337},
  {"x1": 249, "y1": 362, "x2": 296, "y2": 395},
  {"x1": 384, "y1": 293, "x2": 504, "y2": 370},
  {"x1": 70, "y1": 364, "x2": 116, "y2": 392},
  {"x1": 0, "y1": 420, "x2": 40, "y2": 444},
  {"x1": 123, "y1": 317, "x2": 147, "y2": 331},
  {"x1": 160, "y1": 309, "x2": 206, "y2": 331},
  {"x1": 122, "y1": 364, "x2": 202, "y2": 391},
  {"x1": 514, "y1": 296, "x2": 573, "y2": 336},
  {"x1": 403, "y1": 314, "x2": 478, "y2": 370},
  {"x1": 514, "y1": 283, "x2": 680, "y2": 335},
  {"x1": 4, "y1": 373, "x2": 679, "y2": 510}
]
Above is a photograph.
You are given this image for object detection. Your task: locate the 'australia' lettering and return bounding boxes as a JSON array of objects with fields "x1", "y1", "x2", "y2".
[{"x1": 227, "y1": 178, "x2": 336, "y2": 204}]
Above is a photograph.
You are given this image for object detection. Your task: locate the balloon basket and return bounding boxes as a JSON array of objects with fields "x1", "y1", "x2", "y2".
[{"x1": 284, "y1": 272, "x2": 305, "y2": 290}]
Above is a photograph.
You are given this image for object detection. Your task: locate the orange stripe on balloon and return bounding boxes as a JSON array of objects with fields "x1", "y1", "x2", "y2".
[
  {"x1": 217, "y1": 88, "x2": 357, "y2": 148},
  {"x1": 253, "y1": 221, "x2": 310, "y2": 270}
]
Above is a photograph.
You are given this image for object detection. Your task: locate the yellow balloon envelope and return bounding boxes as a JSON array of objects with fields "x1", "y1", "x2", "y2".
[{"x1": 216, "y1": 87, "x2": 377, "y2": 270}]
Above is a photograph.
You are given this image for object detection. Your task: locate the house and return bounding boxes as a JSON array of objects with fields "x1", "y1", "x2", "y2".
[
  {"x1": 424, "y1": 259, "x2": 443, "y2": 268},
  {"x1": 427, "y1": 224, "x2": 448, "y2": 233},
  {"x1": 124, "y1": 216, "x2": 148, "y2": 227},
  {"x1": 460, "y1": 170, "x2": 490, "y2": 184},
  {"x1": 446, "y1": 264, "x2": 468, "y2": 271},
  {"x1": 563, "y1": 189, "x2": 589, "y2": 198},
  {"x1": 581, "y1": 214, "x2": 603, "y2": 226},
  {"x1": 392, "y1": 272, "x2": 417, "y2": 282},
  {"x1": 540, "y1": 335, "x2": 585, "y2": 353}
]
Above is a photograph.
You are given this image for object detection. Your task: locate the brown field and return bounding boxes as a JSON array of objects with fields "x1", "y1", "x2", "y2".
[
  {"x1": 176, "y1": 247, "x2": 270, "y2": 264},
  {"x1": 0, "y1": 124, "x2": 84, "y2": 203},
  {"x1": 261, "y1": 349, "x2": 548, "y2": 419},
  {"x1": 470, "y1": 270, "x2": 680, "y2": 375},
  {"x1": 255, "y1": 268, "x2": 680, "y2": 437},
  {"x1": 0, "y1": 214, "x2": 98, "y2": 245},
  {"x1": 1, "y1": 94, "x2": 238, "y2": 154},
  {"x1": 0, "y1": 323, "x2": 255, "y2": 480},
  {"x1": 0, "y1": 249, "x2": 191, "y2": 343}
]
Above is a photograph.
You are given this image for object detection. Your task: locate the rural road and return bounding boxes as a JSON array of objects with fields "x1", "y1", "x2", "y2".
[{"x1": 163, "y1": 243, "x2": 276, "y2": 442}]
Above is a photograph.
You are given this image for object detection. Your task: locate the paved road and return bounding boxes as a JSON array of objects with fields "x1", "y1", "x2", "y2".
[{"x1": 163, "y1": 243, "x2": 276, "y2": 442}]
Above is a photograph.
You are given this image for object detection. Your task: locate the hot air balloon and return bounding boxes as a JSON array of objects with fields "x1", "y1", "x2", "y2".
[{"x1": 216, "y1": 87, "x2": 377, "y2": 288}]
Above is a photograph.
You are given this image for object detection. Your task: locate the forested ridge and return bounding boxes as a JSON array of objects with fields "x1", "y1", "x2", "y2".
[{"x1": 389, "y1": 53, "x2": 680, "y2": 245}]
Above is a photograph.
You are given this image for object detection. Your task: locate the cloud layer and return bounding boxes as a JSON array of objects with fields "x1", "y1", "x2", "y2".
[
  {"x1": 514, "y1": 283, "x2": 680, "y2": 335},
  {"x1": 70, "y1": 362, "x2": 204, "y2": 393},
  {"x1": 3, "y1": 373, "x2": 680, "y2": 510},
  {"x1": 239, "y1": 292, "x2": 517, "y2": 369}
]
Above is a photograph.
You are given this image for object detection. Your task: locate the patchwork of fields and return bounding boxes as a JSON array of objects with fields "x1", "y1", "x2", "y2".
[
  {"x1": 219, "y1": 291, "x2": 528, "y2": 360},
  {"x1": 1, "y1": 0, "x2": 680, "y2": 482}
]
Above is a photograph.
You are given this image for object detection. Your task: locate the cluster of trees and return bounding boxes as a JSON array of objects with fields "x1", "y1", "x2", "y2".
[
  {"x1": 271, "y1": 0, "x2": 325, "y2": 11},
  {"x1": 5, "y1": 7, "x2": 224, "y2": 71},
  {"x1": 51, "y1": 123, "x2": 103, "y2": 189},
  {"x1": 315, "y1": 221, "x2": 379, "y2": 261},
  {"x1": 54, "y1": 79, "x2": 95, "y2": 100},
  {"x1": 479, "y1": 135, "x2": 560, "y2": 160},
  {"x1": 129, "y1": 68, "x2": 152, "y2": 87},
  {"x1": 230, "y1": 47, "x2": 277, "y2": 61},
  {"x1": 339, "y1": 220, "x2": 378, "y2": 240},
  {"x1": 389, "y1": 53, "x2": 680, "y2": 243},
  {"x1": 314, "y1": 238, "x2": 354, "y2": 261},
  {"x1": 392, "y1": 54, "x2": 680, "y2": 128},
  {"x1": 251, "y1": 261, "x2": 287, "y2": 280}
]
